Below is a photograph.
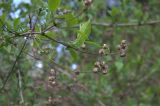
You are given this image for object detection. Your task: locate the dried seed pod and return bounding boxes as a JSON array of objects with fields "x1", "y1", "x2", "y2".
[
  {"x1": 50, "y1": 69, "x2": 55, "y2": 74},
  {"x1": 120, "y1": 49, "x2": 126, "y2": 57},
  {"x1": 94, "y1": 61, "x2": 100, "y2": 67},
  {"x1": 75, "y1": 70, "x2": 80, "y2": 75},
  {"x1": 102, "y1": 69, "x2": 108, "y2": 74},
  {"x1": 100, "y1": 61, "x2": 106, "y2": 69},
  {"x1": 104, "y1": 64, "x2": 109, "y2": 69},
  {"x1": 48, "y1": 76, "x2": 55, "y2": 82},
  {"x1": 98, "y1": 49, "x2": 105, "y2": 55},
  {"x1": 121, "y1": 40, "x2": 126, "y2": 45},
  {"x1": 48, "y1": 96, "x2": 52, "y2": 104},
  {"x1": 101, "y1": 64, "x2": 109, "y2": 70},
  {"x1": 121, "y1": 44, "x2": 127, "y2": 49},
  {"x1": 101, "y1": 61, "x2": 106, "y2": 66},
  {"x1": 93, "y1": 67, "x2": 99, "y2": 73},
  {"x1": 84, "y1": 0, "x2": 92, "y2": 6},
  {"x1": 51, "y1": 81, "x2": 56, "y2": 85}
]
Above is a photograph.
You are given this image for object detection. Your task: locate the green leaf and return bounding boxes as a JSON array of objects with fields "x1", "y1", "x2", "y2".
[
  {"x1": 68, "y1": 48, "x2": 78, "y2": 61},
  {"x1": 48, "y1": 0, "x2": 61, "y2": 12},
  {"x1": 13, "y1": 18, "x2": 20, "y2": 30},
  {"x1": 110, "y1": 7, "x2": 119, "y2": 17},
  {"x1": 85, "y1": 41, "x2": 101, "y2": 48},
  {"x1": 73, "y1": 20, "x2": 91, "y2": 47},
  {"x1": 115, "y1": 61, "x2": 124, "y2": 70},
  {"x1": 65, "y1": 13, "x2": 78, "y2": 26},
  {"x1": 4, "y1": 45, "x2": 11, "y2": 53},
  {"x1": 45, "y1": 31, "x2": 57, "y2": 38}
]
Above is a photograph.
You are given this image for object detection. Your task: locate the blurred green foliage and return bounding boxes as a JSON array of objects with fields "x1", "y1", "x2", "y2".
[{"x1": 0, "y1": 0, "x2": 160, "y2": 106}]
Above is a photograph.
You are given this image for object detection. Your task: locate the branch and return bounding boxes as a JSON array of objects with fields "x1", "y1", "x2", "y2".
[
  {"x1": 42, "y1": 34, "x2": 117, "y2": 56},
  {"x1": 5, "y1": 19, "x2": 160, "y2": 40},
  {"x1": 32, "y1": 9, "x2": 41, "y2": 32},
  {"x1": 0, "y1": 40, "x2": 27, "y2": 92},
  {"x1": 92, "y1": 20, "x2": 160, "y2": 27},
  {"x1": 17, "y1": 70, "x2": 24, "y2": 104}
]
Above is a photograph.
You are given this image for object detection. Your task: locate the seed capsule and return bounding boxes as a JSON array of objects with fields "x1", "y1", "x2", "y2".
[
  {"x1": 121, "y1": 40, "x2": 126, "y2": 44},
  {"x1": 51, "y1": 81, "x2": 56, "y2": 85},
  {"x1": 120, "y1": 49, "x2": 126, "y2": 57},
  {"x1": 75, "y1": 71, "x2": 80, "y2": 75},
  {"x1": 50, "y1": 69, "x2": 55, "y2": 74},
  {"x1": 94, "y1": 61, "x2": 100, "y2": 67},
  {"x1": 48, "y1": 97, "x2": 52, "y2": 103},
  {"x1": 48, "y1": 76, "x2": 55, "y2": 81},
  {"x1": 121, "y1": 44, "x2": 127, "y2": 49},
  {"x1": 99, "y1": 49, "x2": 105, "y2": 55},
  {"x1": 84, "y1": 0, "x2": 92, "y2": 6},
  {"x1": 101, "y1": 61, "x2": 106, "y2": 66},
  {"x1": 104, "y1": 64, "x2": 109, "y2": 69},
  {"x1": 102, "y1": 70, "x2": 108, "y2": 74},
  {"x1": 93, "y1": 67, "x2": 99, "y2": 73}
]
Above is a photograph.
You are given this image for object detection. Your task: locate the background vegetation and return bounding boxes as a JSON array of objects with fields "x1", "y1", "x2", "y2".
[{"x1": 0, "y1": 0, "x2": 160, "y2": 105}]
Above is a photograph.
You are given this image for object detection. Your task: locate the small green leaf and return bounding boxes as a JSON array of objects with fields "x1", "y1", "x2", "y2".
[
  {"x1": 4, "y1": 45, "x2": 11, "y2": 53},
  {"x1": 65, "y1": 13, "x2": 78, "y2": 26},
  {"x1": 68, "y1": 48, "x2": 78, "y2": 61},
  {"x1": 48, "y1": 0, "x2": 61, "y2": 12},
  {"x1": 45, "y1": 31, "x2": 57, "y2": 38},
  {"x1": 13, "y1": 18, "x2": 20, "y2": 30},
  {"x1": 115, "y1": 61, "x2": 124, "y2": 70},
  {"x1": 110, "y1": 7, "x2": 119, "y2": 17},
  {"x1": 73, "y1": 20, "x2": 91, "y2": 47},
  {"x1": 85, "y1": 41, "x2": 101, "y2": 48}
]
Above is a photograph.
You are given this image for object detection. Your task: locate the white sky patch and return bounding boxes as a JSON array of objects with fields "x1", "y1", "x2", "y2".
[
  {"x1": 0, "y1": 9, "x2": 3, "y2": 16},
  {"x1": 35, "y1": 61, "x2": 43, "y2": 69},
  {"x1": 107, "y1": 0, "x2": 120, "y2": 8},
  {"x1": 13, "y1": 0, "x2": 31, "y2": 7},
  {"x1": 56, "y1": 44, "x2": 64, "y2": 53},
  {"x1": 71, "y1": 64, "x2": 77, "y2": 70},
  {"x1": 10, "y1": 9, "x2": 21, "y2": 18}
]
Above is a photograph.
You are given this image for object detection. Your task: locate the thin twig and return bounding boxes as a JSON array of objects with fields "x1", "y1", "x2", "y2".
[
  {"x1": 28, "y1": 14, "x2": 32, "y2": 30},
  {"x1": 4, "y1": 19, "x2": 160, "y2": 40},
  {"x1": 92, "y1": 20, "x2": 160, "y2": 27},
  {"x1": 42, "y1": 25, "x2": 56, "y2": 33},
  {"x1": 32, "y1": 9, "x2": 41, "y2": 32},
  {"x1": 42, "y1": 34, "x2": 117, "y2": 56},
  {"x1": 0, "y1": 39, "x2": 27, "y2": 92},
  {"x1": 17, "y1": 70, "x2": 24, "y2": 104}
]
